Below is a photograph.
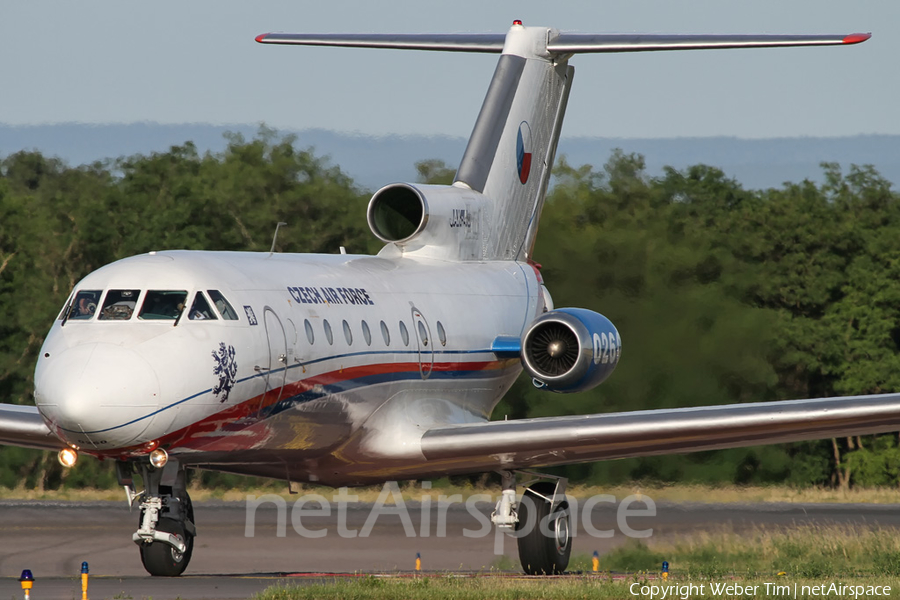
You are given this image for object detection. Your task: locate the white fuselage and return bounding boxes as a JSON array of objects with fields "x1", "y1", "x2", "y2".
[{"x1": 34, "y1": 250, "x2": 544, "y2": 484}]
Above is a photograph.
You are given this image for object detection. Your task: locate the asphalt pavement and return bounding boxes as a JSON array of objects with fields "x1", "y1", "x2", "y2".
[{"x1": 1, "y1": 498, "x2": 897, "y2": 599}]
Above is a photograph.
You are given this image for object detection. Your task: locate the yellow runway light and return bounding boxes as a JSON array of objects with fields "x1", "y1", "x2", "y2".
[
  {"x1": 19, "y1": 569, "x2": 34, "y2": 600},
  {"x1": 81, "y1": 561, "x2": 89, "y2": 600}
]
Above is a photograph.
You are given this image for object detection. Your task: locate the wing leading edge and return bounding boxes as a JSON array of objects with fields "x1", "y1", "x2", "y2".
[
  {"x1": 0, "y1": 404, "x2": 61, "y2": 451},
  {"x1": 420, "y1": 393, "x2": 900, "y2": 473}
]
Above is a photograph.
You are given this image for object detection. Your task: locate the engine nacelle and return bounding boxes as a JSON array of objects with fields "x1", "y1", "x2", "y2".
[
  {"x1": 367, "y1": 183, "x2": 491, "y2": 260},
  {"x1": 521, "y1": 308, "x2": 621, "y2": 393}
]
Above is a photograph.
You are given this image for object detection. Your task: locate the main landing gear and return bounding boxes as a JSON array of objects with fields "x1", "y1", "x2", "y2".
[
  {"x1": 118, "y1": 459, "x2": 196, "y2": 576},
  {"x1": 491, "y1": 470, "x2": 571, "y2": 575}
]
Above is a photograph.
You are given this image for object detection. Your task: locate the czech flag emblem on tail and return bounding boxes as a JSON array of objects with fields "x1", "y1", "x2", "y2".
[{"x1": 516, "y1": 121, "x2": 532, "y2": 184}]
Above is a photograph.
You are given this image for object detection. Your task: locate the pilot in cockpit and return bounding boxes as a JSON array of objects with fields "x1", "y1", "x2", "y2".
[{"x1": 76, "y1": 296, "x2": 97, "y2": 318}]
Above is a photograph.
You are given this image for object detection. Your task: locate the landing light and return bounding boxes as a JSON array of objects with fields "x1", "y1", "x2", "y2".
[
  {"x1": 149, "y1": 448, "x2": 169, "y2": 469},
  {"x1": 58, "y1": 448, "x2": 78, "y2": 468}
]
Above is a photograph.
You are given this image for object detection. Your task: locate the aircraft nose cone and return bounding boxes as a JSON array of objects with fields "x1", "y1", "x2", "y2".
[{"x1": 35, "y1": 344, "x2": 160, "y2": 449}]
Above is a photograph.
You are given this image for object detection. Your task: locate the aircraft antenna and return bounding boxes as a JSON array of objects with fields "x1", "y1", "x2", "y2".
[{"x1": 269, "y1": 222, "x2": 288, "y2": 254}]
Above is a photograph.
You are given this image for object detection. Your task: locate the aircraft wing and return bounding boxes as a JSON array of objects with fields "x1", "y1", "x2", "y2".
[
  {"x1": 0, "y1": 404, "x2": 62, "y2": 451},
  {"x1": 420, "y1": 394, "x2": 900, "y2": 472}
]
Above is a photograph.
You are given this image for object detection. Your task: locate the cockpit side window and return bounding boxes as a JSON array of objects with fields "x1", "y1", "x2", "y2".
[
  {"x1": 207, "y1": 290, "x2": 238, "y2": 321},
  {"x1": 189, "y1": 292, "x2": 218, "y2": 320},
  {"x1": 66, "y1": 290, "x2": 102, "y2": 321},
  {"x1": 57, "y1": 293, "x2": 74, "y2": 320},
  {"x1": 99, "y1": 289, "x2": 140, "y2": 321},
  {"x1": 139, "y1": 291, "x2": 187, "y2": 320}
]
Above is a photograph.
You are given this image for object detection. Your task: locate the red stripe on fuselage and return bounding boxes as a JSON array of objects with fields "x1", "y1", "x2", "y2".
[{"x1": 93, "y1": 358, "x2": 515, "y2": 459}]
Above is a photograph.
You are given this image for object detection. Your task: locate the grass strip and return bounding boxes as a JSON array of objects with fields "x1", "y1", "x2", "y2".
[
  {"x1": 573, "y1": 524, "x2": 900, "y2": 577},
  {"x1": 256, "y1": 525, "x2": 900, "y2": 599}
]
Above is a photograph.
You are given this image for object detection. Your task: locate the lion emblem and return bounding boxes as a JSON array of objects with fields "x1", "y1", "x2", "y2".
[{"x1": 211, "y1": 343, "x2": 238, "y2": 403}]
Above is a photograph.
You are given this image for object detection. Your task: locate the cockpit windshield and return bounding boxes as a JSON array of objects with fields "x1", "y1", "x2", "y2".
[
  {"x1": 61, "y1": 288, "x2": 238, "y2": 324},
  {"x1": 99, "y1": 289, "x2": 140, "y2": 320},
  {"x1": 139, "y1": 291, "x2": 187, "y2": 320},
  {"x1": 66, "y1": 290, "x2": 101, "y2": 320}
]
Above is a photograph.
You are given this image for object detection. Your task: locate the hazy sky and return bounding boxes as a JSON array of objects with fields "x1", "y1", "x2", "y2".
[{"x1": 1, "y1": 1, "x2": 894, "y2": 139}]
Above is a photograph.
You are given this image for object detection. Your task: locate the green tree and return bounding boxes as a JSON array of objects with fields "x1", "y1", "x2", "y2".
[{"x1": 415, "y1": 159, "x2": 456, "y2": 185}]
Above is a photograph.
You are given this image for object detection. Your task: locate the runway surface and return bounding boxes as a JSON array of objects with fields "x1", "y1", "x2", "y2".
[{"x1": 1, "y1": 498, "x2": 898, "y2": 599}]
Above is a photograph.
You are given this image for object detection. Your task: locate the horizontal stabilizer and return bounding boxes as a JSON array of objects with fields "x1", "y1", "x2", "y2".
[
  {"x1": 256, "y1": 31, "x2": 871, "y2": 55},
  {"x1": 547, "y1": 32, "x2": 871, "y2": 53},
  {"x1": 255, "y1": 32, "x2": 506, "y2": 53}
]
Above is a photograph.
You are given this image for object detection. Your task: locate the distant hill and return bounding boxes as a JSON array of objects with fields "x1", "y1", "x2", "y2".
[{"x1": 1, "y1": 123, "x2": 897, "y2": 192}]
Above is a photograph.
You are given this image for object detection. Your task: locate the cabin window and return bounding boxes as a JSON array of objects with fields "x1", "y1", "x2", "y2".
[
  {"x1": 304, "y1": 319, "x2": 315, "y2": 344},
  {"x1": 417, "y1": 321, "x2": 429, "y2": 346},
  {"x1": 67, "y1": 290, "x2": 101, "y2": 321},
  {"x1": 99, "y1": 289, "x2": 140, "y2": 321},
  {"x1": 399, "y1": 321, "x2": 410, "y2": 346},
  {"x1": 361, "y1": 320, "x2": 372, "y2": 346},
  {"x1": 139, "y1": 291, "x2": 188, "y2": 320},
  {"x1": 437, "y1": 321, "x2": 447, "y2": 346},
  {"x1": 380, "y1": 320, "x2": 390, "y2": 346},
  {"x1": 323, "y1": 319, "x2": 334, "y2": 345},
  {"x1": 188, "y1": 292, "x2": 218, "y2": 320},
  {"x1": 207, "y1": 290, "x2": 238, "y2": 320},
  {"x1": 342, "y1": 320, "x2": 353, "y2": 345}
]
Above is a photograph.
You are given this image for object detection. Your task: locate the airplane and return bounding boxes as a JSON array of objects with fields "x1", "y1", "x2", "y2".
[{"x1": 0, "y1": 21, "x2": 886, "y2": 577}]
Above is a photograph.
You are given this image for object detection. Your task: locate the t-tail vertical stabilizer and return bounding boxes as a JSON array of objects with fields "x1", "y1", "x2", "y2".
[
  {"x1": 256, "y1": 24, "x2": 869, "y2": 262},
  {"x1": 454, "y1": 23, "x2": 573, "y2": 261}
]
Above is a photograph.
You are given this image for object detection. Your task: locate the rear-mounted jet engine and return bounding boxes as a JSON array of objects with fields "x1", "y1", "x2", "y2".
[{"x1": 521, "y1": 308, "x2": 621, "y2": 392}]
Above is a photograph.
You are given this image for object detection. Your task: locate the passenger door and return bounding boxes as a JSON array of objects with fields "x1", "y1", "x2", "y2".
[
  {"x1": 411, "y1": 305, "x2": 434, "y2": 380},
  {"x1": 261, "y1": 306, "x2": 287, "y2": 414}
]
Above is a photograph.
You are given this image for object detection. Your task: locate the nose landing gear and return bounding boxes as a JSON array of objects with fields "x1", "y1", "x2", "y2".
[{"x1": 119, "y1": 459, "x2": 196, "y2": 577}]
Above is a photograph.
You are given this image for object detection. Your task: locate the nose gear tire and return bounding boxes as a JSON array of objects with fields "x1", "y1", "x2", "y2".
[{"x1": 139, "y1": 517, "x2": 194, "y2": 577}]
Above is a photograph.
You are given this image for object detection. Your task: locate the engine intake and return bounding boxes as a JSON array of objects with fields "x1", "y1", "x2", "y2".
[
  {"x1": 367, "y1": 183, "x2": 426, "y2": 243},
  {"x1": 522, "y1": 308, "x2": 621, "y2": 393},
  {"x1": 366, "y1": 182, "x2": 491, "y2": 260}
]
